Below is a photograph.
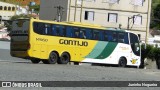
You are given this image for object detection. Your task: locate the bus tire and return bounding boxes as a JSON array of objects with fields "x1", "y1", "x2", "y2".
[
  {"x1": 47, "y1": 52, "x2": 58, "y2": 64},
  {"x1": 58, "y1": 52, "x2": 70, "y2": 64},
  {"x1": 118, "y1": 57, "x2": 127, "y2": 67},
  {"x1": 31, "y1": 58, "x2": 41, "y2": 64}
]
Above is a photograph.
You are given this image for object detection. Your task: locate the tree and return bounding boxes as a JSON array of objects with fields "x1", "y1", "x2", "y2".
[
  {"x1": 10, "y1": 14, "x2": 31, "y2": 20},
  {"x1": 151, "y1": 4, "x2": 160, "y2": 29},
  {"x1": 29, "y1": 5, "x2": 40, "y2": 13},
  {"x1": 154, "y1": 4, "x2": 160, "y2": 20}
]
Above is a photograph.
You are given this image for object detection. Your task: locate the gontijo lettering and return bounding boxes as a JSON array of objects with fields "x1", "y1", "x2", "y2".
[{"x1": 59, "y1": 39, "x2": 88, "y2": 47}]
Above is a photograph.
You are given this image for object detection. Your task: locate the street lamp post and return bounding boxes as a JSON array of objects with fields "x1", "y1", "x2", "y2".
[
  {"x1": 127, "y1": 14, "x2": 141, "y2": 30},
  {"x1": 54, "y1": 5, "x2": 64, "y2": 22}
]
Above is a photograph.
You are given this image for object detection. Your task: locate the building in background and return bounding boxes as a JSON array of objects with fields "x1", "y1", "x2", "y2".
[
  {"x1": 40, "y1": 0, "x2": 152, "y2": 42},
  {"x1": 0, "y1": 1, "x2": 16, "y2": 21}
]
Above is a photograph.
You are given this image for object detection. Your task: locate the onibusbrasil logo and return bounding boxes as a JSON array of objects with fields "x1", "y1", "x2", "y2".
[{"x1": 1, "y1": 82, "x2": 42, "y2": 87}]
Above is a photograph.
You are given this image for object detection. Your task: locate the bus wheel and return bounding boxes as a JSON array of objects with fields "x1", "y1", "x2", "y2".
[
  {"x1": 31, "y1": 58, "x2": 41, "y2": 64},
  {"x1": 118, "y1": 57, "x2": 127, "y2": 67},
  {"x1": 48, "y1": 52, "x2": 58, "y2": 64},
  {"x1": 58, "y1": 52, "x2": 70, "y2": 64}
]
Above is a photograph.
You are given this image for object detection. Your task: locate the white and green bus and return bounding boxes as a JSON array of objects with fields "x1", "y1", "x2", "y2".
[{"x1": 10, "y1": 18, "x2": 141, "y2": 67}]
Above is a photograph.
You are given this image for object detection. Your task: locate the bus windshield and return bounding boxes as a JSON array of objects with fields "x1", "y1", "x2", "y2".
[
  {"x1": 130, "y1": 33, "x2": 140, "y2": 56},
  {"x1": 11, "y1": 19, "x2": 29, "y2": 41}
]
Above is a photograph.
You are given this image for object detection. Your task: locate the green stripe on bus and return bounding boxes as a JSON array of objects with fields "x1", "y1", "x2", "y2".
[
  {"x1": 85, "y1": 42, "x2": 108, "y2": 58},
  {"x1": 95, "y1": 42, "x2": 118, "y2": 59}
]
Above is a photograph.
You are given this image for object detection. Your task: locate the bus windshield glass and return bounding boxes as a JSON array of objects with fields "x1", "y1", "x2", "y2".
[
  {"x1": 11, "y1": 19, "x2": 29, "y2": 41},
  {"x1": 130, "y1": 33, "x2": 140, "y2": 56}
]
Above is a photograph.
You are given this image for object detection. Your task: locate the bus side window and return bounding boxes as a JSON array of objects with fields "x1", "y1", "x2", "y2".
[
  {"x1": 124, "y1": 33, "x2": 129, "y2": 44},
  {"x1": 48, "y1": 24, "x2": 53, "y2": 35},
  {"x1": 52, "y1": 25, "x2": 60, "y2": 36},
  {"x1": 73, "y1": 27, "x2": 80, "y2": 38},
  {"x1": 74, "y1": 29, "x2": 80, "y2": 38},
  {"x1": 55, "y1": 26, "x2": 60, "y2": 36},
  {"x1": 93, "y1": 30, "x2": 100, "y2": 40},
  {"x1": 51, "y1": 25, "x2": 56, "y2": 36},
  {"x1": 107, "y1": 31, "x2": 113, "y2": 41},
  {"x1": 80, "y1": 29, "x2": 86, "y2": 39},
  {"x1": 99, "y1": 31, "x2": 103, "y2": 41},
  {"x1": 66, "y1": 26, "x2": 73, "y2": 38},
  {"x1": 33, "y1": 22, "x2": 38, "y2": 34},
  {"x1": 112, "y1": 32, "x2": 117, "y2": 42},
  {"x1": 44, "y1": 24, "x2": 51, "y2": 35},
  {"x1": 104, "y1": 31, "x2": 108, "y2": 41},
  {"x1": 118, "y1": 32, "x2": 125, "y2": 43},
  {"x1": 38, "y1": 23, "x2": 45, "y2": 35},
  {"x1": 59, "y1": 26, "x2": 66, "y2": 37},
  {"x1": 86, "y1": 29, "x2": 92, "y2": 39}
]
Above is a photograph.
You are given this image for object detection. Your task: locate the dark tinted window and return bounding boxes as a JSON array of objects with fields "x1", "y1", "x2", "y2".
[
  {"x1": 93, "y1": 30, "x2": 100, "y2": 40},
  {"x1": 66, "y1": 26, "x2": 73, "y2": 37},
  {"x1": 73, "y1": 27, "x2": 80, "y2": 38},
  {"x1": 118, "y1": 32, "x2": 129, "y2": 44},
  {"x1": 44, "y1": 24, "x2": 51, "y2": 35},
  {"x1": 59, "y1": 26, "x2": 66, "y2": 37},
  {"x1": 33, "y1": 22, "x2": 130, "y2": 44},
  {"x1": 52, "y1": 25, "x2": 60, "y2": 36},
  {"x1": 103, "y1": 31, "x2": 109, "y2": 41},
  {"x1": 112, "y1": 32, "x2": 117, "y2": 42},
  {"x1": 86, "y1": 29, "x2": 92, "y2": 39},
  {"x1": 80, "y1": 28, "x2": 87, "y2": 39},
  {"x1": 33, "y1": 22, "x2": 45, "y2": 34},
  {"x1": 130, "y1": 33, "x2": 140, "y2": 56},
  {"x1": 124, "y1": 33, "x2": 129, "y2": 44},
  {"x1": 51, "y1": 25, "x2": 66, "y2": 36}
]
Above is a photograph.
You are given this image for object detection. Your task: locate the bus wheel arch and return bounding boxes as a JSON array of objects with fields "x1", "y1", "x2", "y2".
[
  {"x1": 45, "y1": 51, "x2": 59, "y2": 64},
  {"x1": 118, "y1": 57, "x2": 127, "y2": 67},
  {"x1": 58, "y1": 52, "x2": 70, "y2": 64}
]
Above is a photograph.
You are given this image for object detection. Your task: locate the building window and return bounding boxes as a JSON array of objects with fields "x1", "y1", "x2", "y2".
[
  {"x1": 85, "y1": 0, "x2": 96, "y2": 2},
  {"x1": 4, "y1": 6, "x2": 7, "y2": 10},
  {"x1": 102, "y1": 0, "x2": 119, "y2": 3},
  {"x1": 84, "y1": 11, "x2": 94, "y2": 21},
  {"x1": 131, "y1": 0, "x2": 144, "y2": 6},
  {"x1": 0, "y1": 6, "x2": 3, "y2": 10},
  {"x1": 108, "y1": 13, "x2": 118, "y2": 23},
  {"x1": 78, "y1": 0, "x2": 95, "y2": 3},
  {"x1": 109, "y1": 0, "x2": 119, "y2": 3},
  {"x1": 133, "y1": 15, "x2": 142, "y2": 25},
  {"x1": 12, "y1": 7, "x2": 15, "y2": 11},
  {"x1": 8, "y1": 7, "x2": 11, "y2": 11}
]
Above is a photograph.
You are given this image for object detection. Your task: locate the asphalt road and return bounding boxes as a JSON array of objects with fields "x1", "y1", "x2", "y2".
[{"x1": 0, "y1": 41, "x2": 160, "y2": 90}]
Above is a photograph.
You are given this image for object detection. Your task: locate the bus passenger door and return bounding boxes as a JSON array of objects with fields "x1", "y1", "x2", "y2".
[
  {"x1": 74, "y1": 47, "x2": 81, "y2": 62},
  {"x1": 33, "y1": 44, "x2": 41, "y2": 58},
  {"x1": 40, "y1": 44, "x2": 48, "y2": 59}
]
